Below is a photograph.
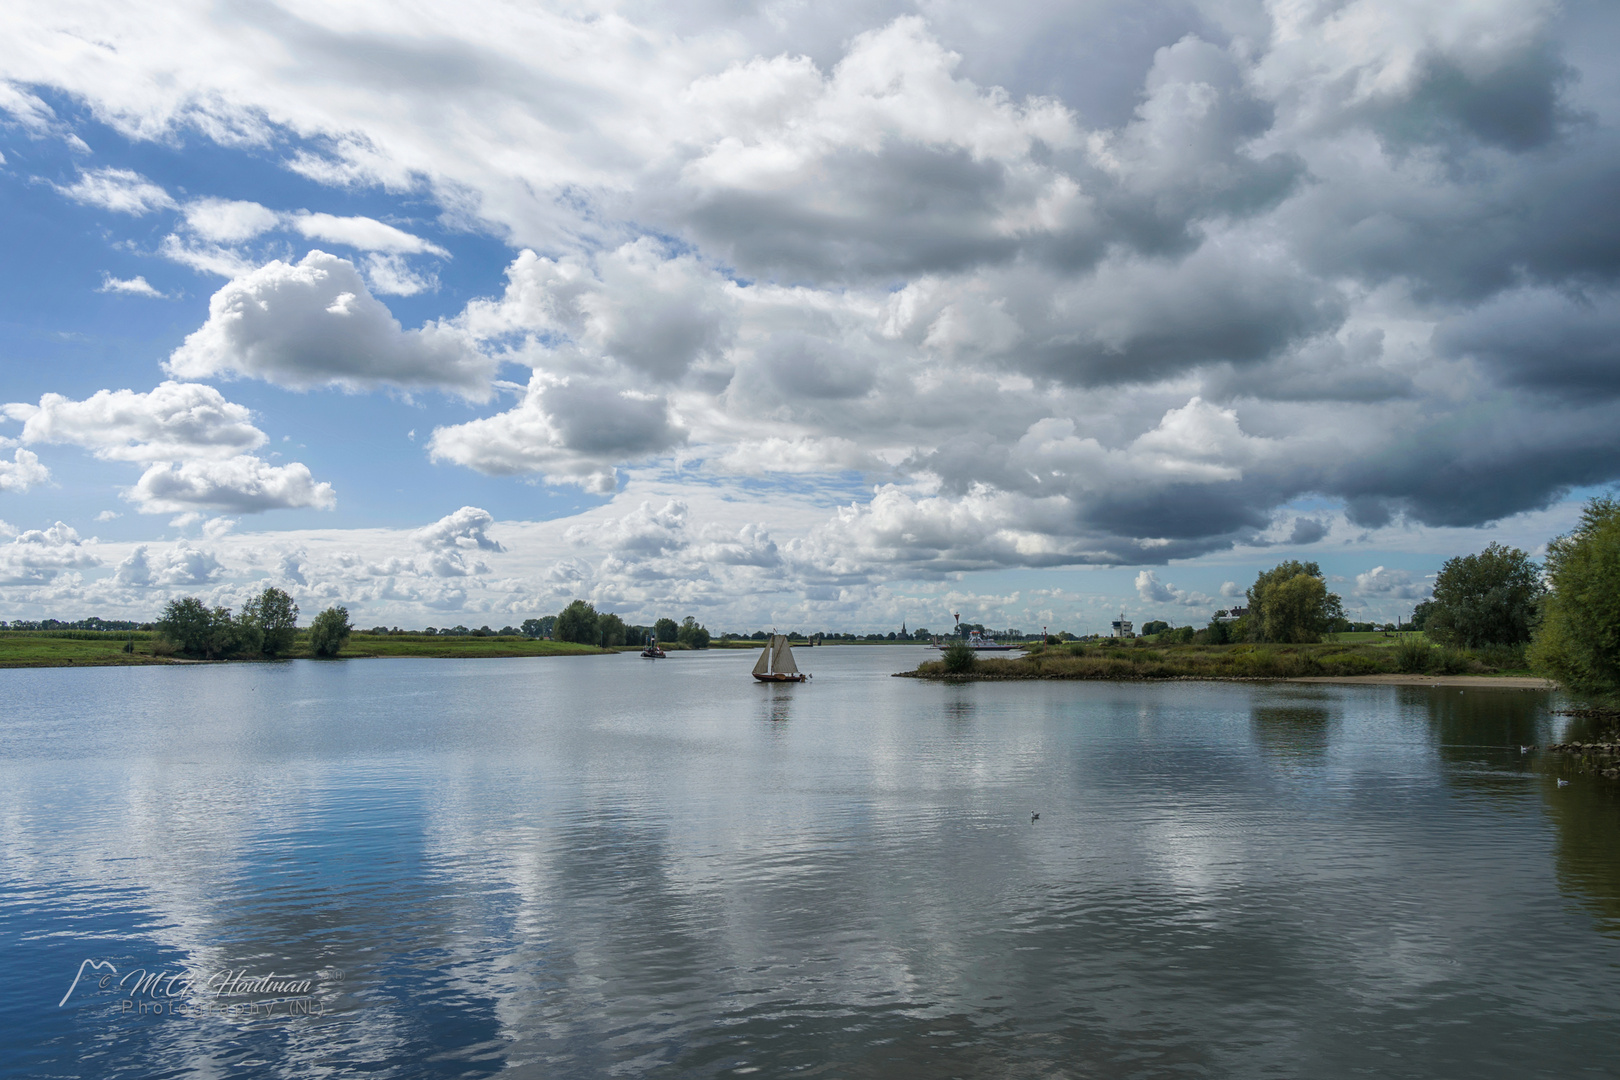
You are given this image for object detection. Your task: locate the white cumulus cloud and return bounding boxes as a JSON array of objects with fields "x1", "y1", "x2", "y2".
[
  {"x1": 165, "y1": 251, "x2": 494, "y2": 398},
  {"x1": 0, "y1": 522, "x2": 99, "y2": 584},
  {"x1": 129, "y1": 457, "x2": 337, "y2": 514},
  {"x1": 5, "y1": 382, "x2": 266, "y2": 462},
  {"x1": 0, "y1": 448, "x2": 49, "y2": 492}
]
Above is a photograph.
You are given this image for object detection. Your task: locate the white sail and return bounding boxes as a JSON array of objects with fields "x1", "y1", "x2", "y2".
[
  {"x1": 752, "y1": 643, "x2": 772, "y2": 675},
  {"x1": 772, "y1": 635, "x2": 800, "y2": 675}
]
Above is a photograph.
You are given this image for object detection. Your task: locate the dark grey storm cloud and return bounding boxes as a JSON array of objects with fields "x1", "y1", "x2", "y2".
[{"x1": 1435, "y1": 287, "x2": 1620, "y2": 400}]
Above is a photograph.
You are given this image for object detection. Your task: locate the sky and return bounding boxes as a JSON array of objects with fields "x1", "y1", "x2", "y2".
[{"x1": 0, "y1": 0, "x2": 1616, "y2": 635}]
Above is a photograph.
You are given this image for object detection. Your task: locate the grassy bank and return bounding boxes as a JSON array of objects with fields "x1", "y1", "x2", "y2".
[
  {"x1": 0, "y1": 631, "x2": 170, "y2": 668},
  {"x1": 330, "y1": 633, "x2": 610, "y2": 659},
  {"x1": 904, "y1": 638, "x2": 1538, "y2": 681},
  {"x1": 0, "y1": 631, "x2": 613, "y2": 667}
]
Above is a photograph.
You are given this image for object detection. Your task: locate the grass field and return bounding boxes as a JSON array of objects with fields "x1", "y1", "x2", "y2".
[
  {"x1": 908, "y1": 637, "x2": 1534, "y2": 681},
  {"x1": 332, "y1": 634, "x2": 608, "y2": 659},
  {"x1": 0, "y1": 631, "x2": 614, "y2": 667},
  {"x1": 0, "y1": 632, "x2": 169, "y2": 667}
]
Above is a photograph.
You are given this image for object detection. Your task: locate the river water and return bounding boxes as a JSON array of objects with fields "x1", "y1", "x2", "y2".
[{"x1": 3, "y1": 646, "x2": 1618, "y2": 1078}]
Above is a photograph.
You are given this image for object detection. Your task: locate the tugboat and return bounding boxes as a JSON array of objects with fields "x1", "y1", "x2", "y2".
[
  {"x1": 640, "y1": 632, "x2": 666, "y2": 658},
  {"x1": 752, "y1": 634, "x2": 808, "y2": 682}
]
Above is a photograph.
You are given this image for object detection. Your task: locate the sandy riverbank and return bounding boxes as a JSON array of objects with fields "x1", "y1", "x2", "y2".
[{"x1": 1285, "y1": 674, "x2": 1555, "y2": 689}]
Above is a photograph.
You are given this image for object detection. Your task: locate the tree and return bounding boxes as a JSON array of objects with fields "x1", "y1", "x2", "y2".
[
  {"x1": 1409, "y1": 600, "x2": 1435, "y2": 632},
  {"x1": 156, "y1": 597, "x2": 215, "y2": 656},
  {"x1": 1531, "y1": 496, "x2": 1620, "y2": 692},
  {"x1": 1246, "y1": 561, "x2": 1344, "y2": 643},
  {"x1": 1141, "y1": 620, "x2": 1170, "y2": 636},
  {"x1": 309, "y1": 606, "x2": 351, "y2": 658},
  {"x1": 677, "y1": 616, "x2": 710, "y2": 649},
  {"x1": 1425, "y1": 543, "x2": 1544, "y2": 648},
  {"x1": 553, "y1": 600, "x2": 600, "y2": 644},
  {"x1": 155, "y1": 597, "x2": 259, "y2": 659},
  {"x1": 520, "y1": 616, "x2": 554, "y2": 639},
  {"x1": 217, "y1": 610, "x2": 260, "y2": 658},
  {"x1": 654, "y1": 617, "x2": 679, "y2": 643},
  {"x1": 243, "y1": 586, "x2": 299, "y2": 658},
  {"x1": 598, "y1": 612, "x2": 627, "y2": 647}
]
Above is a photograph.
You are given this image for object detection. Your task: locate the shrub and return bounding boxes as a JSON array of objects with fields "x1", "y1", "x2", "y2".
[
  {"x1": 942, "y1": 641, "x2": 975, "y2": 674},
  {"x1": 1475, "y1": 643, "x2": 1528, "y2": 672},
  {"x1": 1433, "y1": 647, "x2": 1476, "y2": 675},
  {"x1": 1395, "y1": 637, "x2": 1433, "y2": 674},
  {"x1": 309, "y1": 606, "x2": 351, "y2": 658}
]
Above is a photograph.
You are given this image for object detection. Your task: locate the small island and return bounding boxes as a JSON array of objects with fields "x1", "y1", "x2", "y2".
[{"x1": 899, "y1": 636, "x2": 1554, "y2": 686}]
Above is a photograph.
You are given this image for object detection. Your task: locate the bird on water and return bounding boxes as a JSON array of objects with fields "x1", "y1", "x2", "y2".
[
  {"x1": 1031, "y1": 812, "x2": 1040, "y2": 822},
  {"x1": 1558, "y1": 779, "x2": 1571, "y2": 787}
]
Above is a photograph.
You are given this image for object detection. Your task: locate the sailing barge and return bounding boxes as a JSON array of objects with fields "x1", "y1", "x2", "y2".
[{"x1": 752, "y1": 634, "x2": 808, "y2": 682}]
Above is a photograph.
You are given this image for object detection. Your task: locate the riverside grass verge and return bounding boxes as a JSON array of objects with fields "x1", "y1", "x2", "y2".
[
  {"x1": 899, "y1": 638, "x2": 1544, "y2": 682},
  {"x1": 0, "y1": 631, "x2": 611, "y2": 668}
]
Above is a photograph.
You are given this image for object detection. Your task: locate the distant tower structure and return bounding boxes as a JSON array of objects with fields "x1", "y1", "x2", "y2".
[
  {"x1": 901, "y1": 621, "x2": 907, "y2": 636},
  {"x1": 1111, "y1": 610, "x2": 1134, "y2": 639}
]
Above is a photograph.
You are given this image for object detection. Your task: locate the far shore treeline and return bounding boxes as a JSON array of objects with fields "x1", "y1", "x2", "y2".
[
  {"x1": 923, "y1": 496, "x2": 1620, "y2": 696},
  {"x1": 4, "y1": 496, "x2": 1616, "y2": 691}
]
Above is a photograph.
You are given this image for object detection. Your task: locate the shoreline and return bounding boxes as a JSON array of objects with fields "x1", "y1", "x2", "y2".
[{"x1": 896, "y1": 670, "x2": 1556, "y2": 689}]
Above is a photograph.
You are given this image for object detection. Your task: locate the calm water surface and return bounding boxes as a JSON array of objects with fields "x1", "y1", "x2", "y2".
[{"x1": 3, "y1": 646, "x2": 1619, "y2": 1077}]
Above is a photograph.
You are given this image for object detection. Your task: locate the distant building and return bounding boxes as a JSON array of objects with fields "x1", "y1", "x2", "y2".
[
  {"x1": 1111, "y1": 618, "x2": 1134, "y2": 639},
  {"x1": 1214, "y1": 606, "x2": 1248, "y2": 623}
]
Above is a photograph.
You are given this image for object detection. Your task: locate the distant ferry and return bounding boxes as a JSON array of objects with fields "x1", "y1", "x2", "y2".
[{"x1": 932, "y1": 630, "x2": 1018, "y2": 651}]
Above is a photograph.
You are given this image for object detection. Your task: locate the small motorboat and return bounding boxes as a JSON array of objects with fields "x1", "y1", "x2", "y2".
[{"x1": 640, "y1": 632, "x2": 666, "y2": 658}]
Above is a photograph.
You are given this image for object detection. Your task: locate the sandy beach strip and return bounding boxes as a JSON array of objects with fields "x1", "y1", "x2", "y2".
[{"x1": 1285, "y1": 674, "x2": 1555, "y2": 689}]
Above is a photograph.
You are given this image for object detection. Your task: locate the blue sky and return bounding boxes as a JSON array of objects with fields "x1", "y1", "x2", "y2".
[{"x1": 0, "y1": 1, "x2": 1615, "y2": 633}]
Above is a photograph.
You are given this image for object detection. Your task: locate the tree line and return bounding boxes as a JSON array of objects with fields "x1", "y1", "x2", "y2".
[
  {"x1": 1140, "y1": 496, "x2": 1619, "y2": 694},
  {"x1": 547, "y1": 601, "x2": 711, "y2": 649},
  {"x1": 154, "y1": 588, "x2": 351, "y2": 659}
]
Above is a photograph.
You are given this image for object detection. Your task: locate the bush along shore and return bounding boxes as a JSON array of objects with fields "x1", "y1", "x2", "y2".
[{"x1": 900, "y1": 637, "x2": 1541, "y2": 682}]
